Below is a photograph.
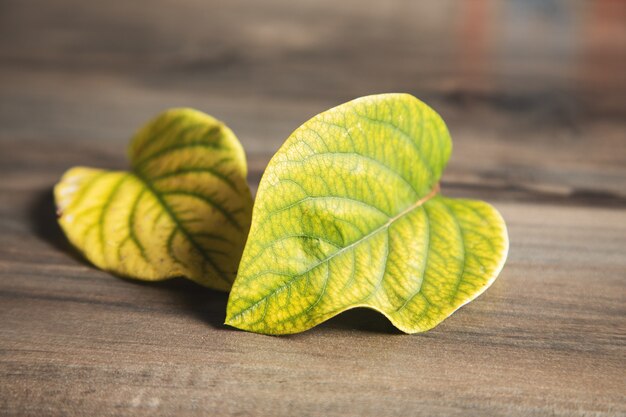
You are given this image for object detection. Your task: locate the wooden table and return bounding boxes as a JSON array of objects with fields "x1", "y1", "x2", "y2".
[{"x1": 1, "y1": 1, "x2": 625, "y2": 416}]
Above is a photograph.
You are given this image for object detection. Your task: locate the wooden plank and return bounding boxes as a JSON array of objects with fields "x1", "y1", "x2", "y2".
[
  {"x1": 0, "y1": 1, "x2": 625, "y2": 415},
  {"x1": 1, "y1": 149, "x2": 625, "y2": 416},
  {"x1": 1, "y1": 1, "x2": 625, "y2": 196}
]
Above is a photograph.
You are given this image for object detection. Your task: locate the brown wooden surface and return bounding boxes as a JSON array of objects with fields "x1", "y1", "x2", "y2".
[{"x1": 1, "y1": 1, "x2": 625, "y2": 416}]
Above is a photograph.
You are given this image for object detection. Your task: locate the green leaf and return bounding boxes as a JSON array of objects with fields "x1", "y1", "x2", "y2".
[
  {"x1": 225, "y1": 93, "x2": 508, "y2": 334},
  {"x1": 54, "y1": 108, "x2": 253, "y2": 290}
]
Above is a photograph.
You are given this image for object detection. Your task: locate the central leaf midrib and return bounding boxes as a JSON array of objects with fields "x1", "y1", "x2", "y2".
[
  {"x1": 134, "y1": 171, "x2": 231, "y2": 285},
  {"x1": 229, "y1": 183, "x2": 441, "y2": 321}
]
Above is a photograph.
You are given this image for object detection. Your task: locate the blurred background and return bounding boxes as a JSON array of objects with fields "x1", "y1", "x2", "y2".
[{"x1": 1, "y1": 0, "x2": 625, "y2": 195}]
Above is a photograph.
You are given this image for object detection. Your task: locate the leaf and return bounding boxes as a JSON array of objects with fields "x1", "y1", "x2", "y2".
[
  {"x1": 54, "y1": 108, "x2": 253, "y2": 290},
  {"x1": 225, "y1": 93, "x2": 508, "y2": 334}
]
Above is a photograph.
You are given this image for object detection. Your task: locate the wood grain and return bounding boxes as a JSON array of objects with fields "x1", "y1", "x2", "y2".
[{"x1": 1, "y1": 1, "x2": 625, "y2": 416}]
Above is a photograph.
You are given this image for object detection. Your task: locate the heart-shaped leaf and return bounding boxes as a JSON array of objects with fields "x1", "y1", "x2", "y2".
[
  {"x1": 226, "y1": 93, "x2": 508, "y2": 334},
  {"x1": 54, "y1": 108, "x2": 253, "y2": 290}
]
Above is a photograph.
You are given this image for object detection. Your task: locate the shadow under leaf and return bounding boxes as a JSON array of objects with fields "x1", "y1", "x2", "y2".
[
  {"x1": 315, "y1": 307, "x2": 402, "y2": 335},
  {"x1": 29, "y1": 186, "x2": 89, "y2": 265},
  {"x1": 119, "y1": 277, "x2": 230, "y2": 330}
]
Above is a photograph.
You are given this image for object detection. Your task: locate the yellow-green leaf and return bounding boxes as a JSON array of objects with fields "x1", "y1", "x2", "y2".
[
  {"x1": 225, "y1": 93, "x2": 508, "y2": 334},
  {"x1": 54, "y1": 108, "x2": 253, "y2": 290}
]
